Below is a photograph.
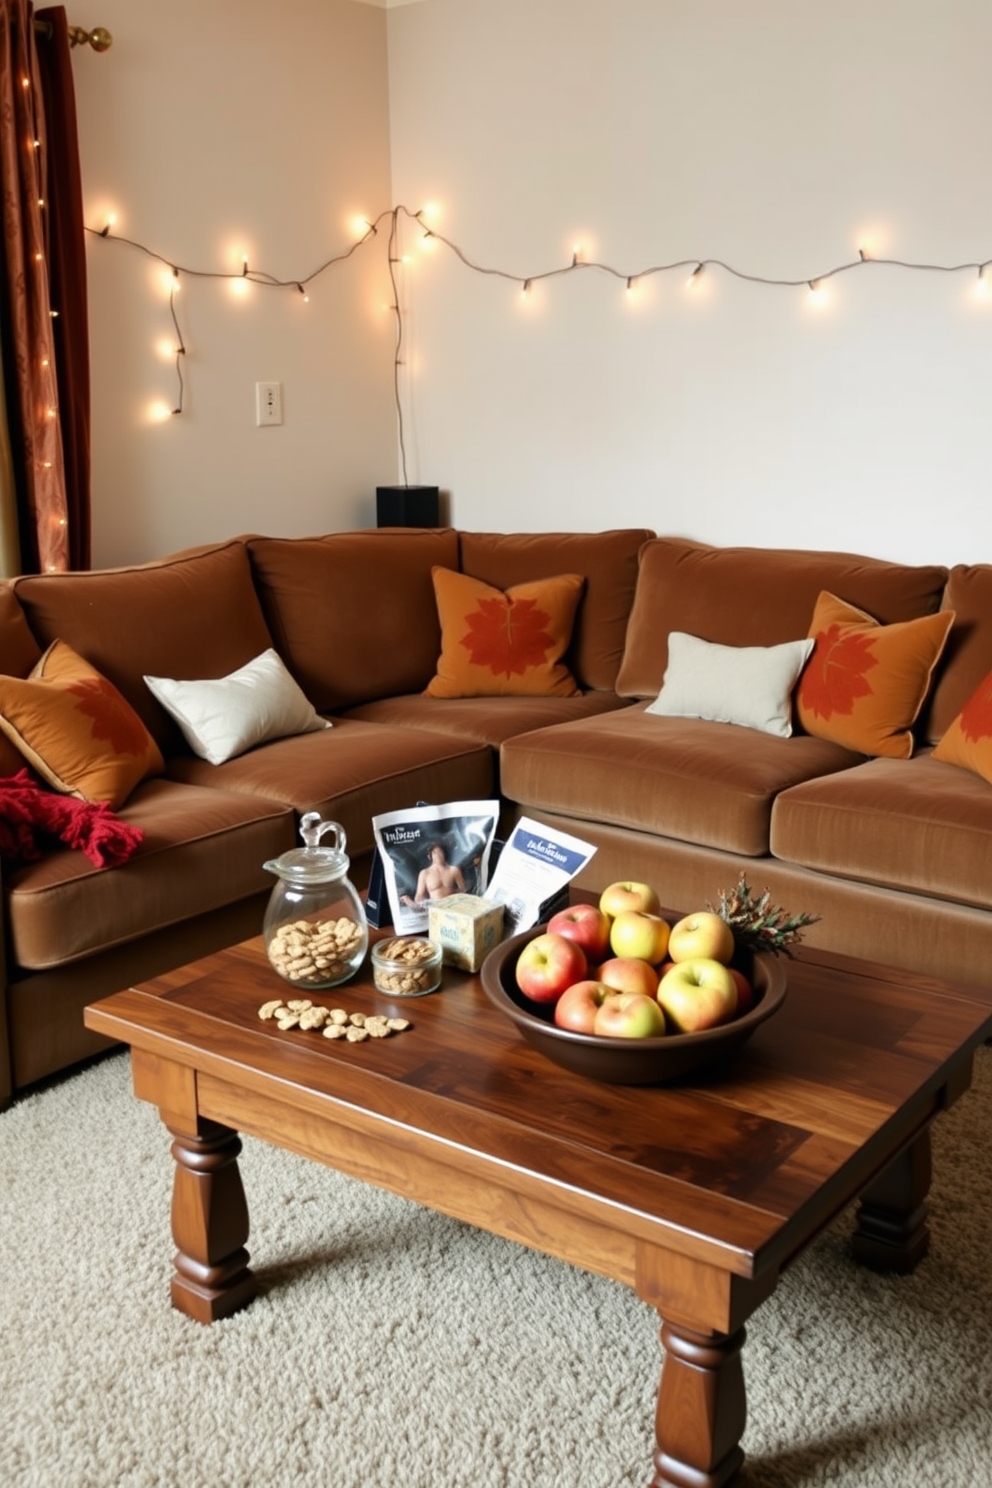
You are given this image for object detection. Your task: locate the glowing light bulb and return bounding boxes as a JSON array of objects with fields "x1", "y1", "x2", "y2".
[
  {"x1": 976, "y1": 265, "x2": 990, "y2": 299},
  {"x1": 687, "y1": 263, "x2": 705, "y2": 288}
]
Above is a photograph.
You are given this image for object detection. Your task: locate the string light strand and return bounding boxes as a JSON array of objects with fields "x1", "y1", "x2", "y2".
[{"x1": 86, "y1": 206, "x2": 992, "y2": 430}]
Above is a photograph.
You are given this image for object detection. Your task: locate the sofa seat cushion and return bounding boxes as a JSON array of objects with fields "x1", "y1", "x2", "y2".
[
  {"x1": 770, "y1": 754, "x2": 992, "y2": 912},
  {"x1": 4, "y1": 779, "x2": 295, "y2": 971},
  {"x1": 500, "y1": 707, "x2": 861, "y2": 856},
  {"x1": 342, "y1": 691, "x2": 633, "y2": 750},
  {"x1": 165, "y1": 718, "x2": 494, "y2": 859}
]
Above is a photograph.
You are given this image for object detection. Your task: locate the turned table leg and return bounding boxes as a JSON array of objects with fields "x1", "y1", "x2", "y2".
[
  {"x1": 651, "y1": 1320, "x2": 747, "y2": 1488},
  {"x1": 167, "y1": 1118, "x2": 257, "y2": 1323},
  {"x1": 852, "y1": 1124, "x2": 931, "y2": 1274}
]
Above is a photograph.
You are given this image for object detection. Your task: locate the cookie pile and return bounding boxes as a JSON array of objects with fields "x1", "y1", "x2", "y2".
[{"x1": 258, "y1": 998, "x2": 410, "y2": 1043}]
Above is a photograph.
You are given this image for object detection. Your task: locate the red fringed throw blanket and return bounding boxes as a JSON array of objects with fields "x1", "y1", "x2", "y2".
[{"x1": 0, "y1": 769, "x2": 145, "y2": 869}]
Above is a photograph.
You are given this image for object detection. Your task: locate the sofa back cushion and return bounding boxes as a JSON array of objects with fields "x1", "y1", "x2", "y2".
[
  {"x1": 12, "y1": 541, "x2": 274, "y2": 756},
  {"x1": 0, "y1": 584, "x2": 43, "y2": 775},
  {"x1": 457, "y1": 529, "x2": 653, "y2": 691},
  {"x1": 248, "y1": 528, "x2": 460, "y2": 711},
  {"x1": 924, "y1": 564, "x2": 992, "y2": 744},
  {"x1": 616, "y1": 538, "x2": 949, "y2": 700}
]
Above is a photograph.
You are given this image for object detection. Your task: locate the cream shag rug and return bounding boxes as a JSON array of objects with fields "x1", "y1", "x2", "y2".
[{"x1": 2, "y1": 1046, "x2": 991, "y2": 1488}]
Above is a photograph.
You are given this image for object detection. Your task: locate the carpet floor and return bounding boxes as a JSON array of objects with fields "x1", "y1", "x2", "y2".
[{"x1": 2, "y1": 1044, "x2": 991, "y2": 1488}]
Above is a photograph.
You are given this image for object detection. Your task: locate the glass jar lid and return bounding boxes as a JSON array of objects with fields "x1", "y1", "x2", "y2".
[{"x1": 264, "y1": 813, "x2": 350, "y2": 886}]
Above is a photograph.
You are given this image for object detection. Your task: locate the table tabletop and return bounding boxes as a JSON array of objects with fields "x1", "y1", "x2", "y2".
[{"x1": 85, "y1": 928, "x2": 992, "y2": 1290}]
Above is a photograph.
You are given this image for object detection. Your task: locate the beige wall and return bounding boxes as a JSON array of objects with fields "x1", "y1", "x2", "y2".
[
  {"x1": 386, "y1": 0, "x2": 992, "y2": 565},
  {"x1": 75, "y1": 0, "x2": 992, "y2": 569},
  {"x1": 74, "y1": 0, "x2": 397, "y2": 567}
]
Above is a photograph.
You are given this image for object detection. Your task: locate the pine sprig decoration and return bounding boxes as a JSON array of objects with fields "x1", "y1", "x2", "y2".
[{"x1": 709, "y1": 873, "x2": 820, "y2": 958}]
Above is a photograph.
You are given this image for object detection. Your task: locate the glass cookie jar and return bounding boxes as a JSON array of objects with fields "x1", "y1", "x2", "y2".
[{"x1": 263, "y1": 813, "x2": 369, "y2": 989}]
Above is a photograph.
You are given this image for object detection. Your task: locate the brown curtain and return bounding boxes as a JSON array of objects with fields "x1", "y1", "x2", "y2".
[
  {"x1": 36, "y1": 5, "x2": 89, "y2": 569},
  {"x1": 0, "y1": 1, "x2": 89, "y2": 574}
]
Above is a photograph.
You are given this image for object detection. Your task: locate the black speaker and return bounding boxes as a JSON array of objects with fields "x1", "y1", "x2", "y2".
[{"x1": 376, "y1": 485, "x2": 440, "y2": 528}]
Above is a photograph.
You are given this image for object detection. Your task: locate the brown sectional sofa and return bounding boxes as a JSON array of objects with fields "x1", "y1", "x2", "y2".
[{"x1": 2, "y1": 524, "x2": 990, "y2": 1108}]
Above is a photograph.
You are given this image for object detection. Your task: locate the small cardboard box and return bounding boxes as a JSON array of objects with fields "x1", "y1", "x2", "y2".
[{"x1": 428, "y1": 895, "x2": 505, "y2": 972}]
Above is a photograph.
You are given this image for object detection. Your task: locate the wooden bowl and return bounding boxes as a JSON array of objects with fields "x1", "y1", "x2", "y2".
[{"x1": 480, "y1": 924, "x2": 788, "y2": 1085}]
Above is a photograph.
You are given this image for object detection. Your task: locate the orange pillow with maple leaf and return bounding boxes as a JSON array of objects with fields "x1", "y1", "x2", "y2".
[
  {"x1": 424, "y1": 568, "x2": 584, "y2": 698},
  {"x1": 795, "y1": 592, "x2": 954, "y2": 758},
  {"x1": 932, "y1": 668, "x2": 992, "y2": 783},
  {"x1": 0, "y1": 639, "x2": 164, "y2": 807}
]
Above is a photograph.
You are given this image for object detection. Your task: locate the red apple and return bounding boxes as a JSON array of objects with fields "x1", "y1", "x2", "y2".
[
  {"x1": 515, "y1": 932, "x2": 588, "y2": 1004},
  {"x1": 547, "y1": 903, "x2": 612, "y2": 964},
  {"x1": 728, "y1": 967, "x2": 753, "y2": 1015},
  {"x1": 609, "y1": 910, "x2": 671, "y2": 965},
  {"x1": 656, "y1": 958, "x2": 739, "y2": 1032},
  {"x1": 667, "y1": 911, "x2": 735, "y2": 966},
  {"x1": 594, "y1": 991, "x2": 667, "y2": 1039},
  {"x1": 596, "y1": 956, "x2": 659, "y2": 999},
  {"x1": 599, "y1": 880, "x2": 661, "y2": 919},
  {"x1": 553, "y1": 979, "x2": 613, "y2": 1033}
]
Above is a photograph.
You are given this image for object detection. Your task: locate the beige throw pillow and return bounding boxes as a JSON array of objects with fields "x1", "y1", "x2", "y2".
[{"x1": 646, "y1": 632, "x2": 815, "y2": 738}]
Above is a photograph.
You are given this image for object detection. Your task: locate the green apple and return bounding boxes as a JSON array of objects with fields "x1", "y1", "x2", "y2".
[
  {"x1": 599, "y1": 880, "x2": 661, "y2": 919},
  {"x1": 656, "y1": 958, "x2": 738, "y2": 1032},
  {"x1": 609, "y1": 910, "x2": 671, "y2": 965},
  {"x1": 667, "y1": 911, "x2": 735, "y2": 965}
]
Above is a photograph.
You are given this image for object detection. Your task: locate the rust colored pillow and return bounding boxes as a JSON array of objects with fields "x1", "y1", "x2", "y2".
[
  {"x1": 0, "y1": 640, "x2": 164, "y2": 806},
  {"x1": 932, "y1": 667, "x2": 992, "y2": 783},
  {"x1": 796, "y1": 592, "x2": 955, "y2": 759},
  {"x1": 424, "y1": 568, "x2": 584, "y2": 698}
]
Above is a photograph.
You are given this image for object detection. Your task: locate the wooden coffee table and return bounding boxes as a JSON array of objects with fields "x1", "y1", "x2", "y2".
[{"x1": 85, "y1": 926, "x2": 992, "y2": 1488}]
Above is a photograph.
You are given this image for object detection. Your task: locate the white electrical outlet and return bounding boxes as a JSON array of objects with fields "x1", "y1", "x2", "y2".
[{"x1": 256, "y1": 381, "x2": 283, "y2": 426}]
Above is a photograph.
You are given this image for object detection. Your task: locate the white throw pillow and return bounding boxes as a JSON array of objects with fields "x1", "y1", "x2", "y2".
[
  {"x1": 144, "y1": 648, "x2": 331, "y2": 765},
  {"x1": 646, "y1": 632, "x2": 815, "y2": 738}
]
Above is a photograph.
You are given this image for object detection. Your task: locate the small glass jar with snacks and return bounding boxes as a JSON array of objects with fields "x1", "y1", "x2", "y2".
[
  {"x1": 263, "y1": 814, "x2": 368, "y2": 989},
  {"x1": 371, "y1": 936, "x2": 443, "y2": 997}
]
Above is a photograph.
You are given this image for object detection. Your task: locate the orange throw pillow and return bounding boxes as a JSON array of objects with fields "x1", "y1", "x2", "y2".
[
  {"x1": 795, "y1": 592, "x2": 954, "y2": 758},
  {"x1": 0, "y1": 640, "x2": 163, "y2": 806},
  {"x1": 932, "y1": 668, "x2": 992, "y2": 783},
  {"x1": 425, "y1": 568, "x2": 584, "y2": 698}
]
